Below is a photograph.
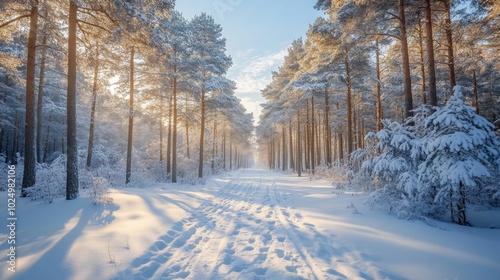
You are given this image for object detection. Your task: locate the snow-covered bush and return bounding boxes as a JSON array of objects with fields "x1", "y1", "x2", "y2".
[
  {"x1": 361, "y1": 120, "x2": 421, "y2": 217},
  {"x1": 358, "y1": 86, "x2": 500, "y2": 225},
  {"x1": 81, "y1": 170, "x2": 113, "y2": 205},
  {"x1": 27, "y1": 155, "x2": 66, "y2": 203},
  {"x1": 418, "y1": 87, "x2": 500, "y2": 225}
]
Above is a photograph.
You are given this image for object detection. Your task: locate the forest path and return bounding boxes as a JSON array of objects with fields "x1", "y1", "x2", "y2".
[{"x1": 117, "y1": 169, "x2": 382, "y2": 280}]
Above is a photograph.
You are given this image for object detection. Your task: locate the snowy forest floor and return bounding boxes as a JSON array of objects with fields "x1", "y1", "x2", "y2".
[{"x1": 1, "y1": 169, "x2": 500, "y2": 280}]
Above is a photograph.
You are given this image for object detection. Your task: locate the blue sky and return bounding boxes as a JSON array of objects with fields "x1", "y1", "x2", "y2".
[{"x1": 176, "y1": 0, "x2": 323, "y2": 124}]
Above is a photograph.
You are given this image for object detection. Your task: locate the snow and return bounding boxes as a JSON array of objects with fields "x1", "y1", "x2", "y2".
[{"x1": 1, "y1": 169, "x2": 500, "y2": 280}]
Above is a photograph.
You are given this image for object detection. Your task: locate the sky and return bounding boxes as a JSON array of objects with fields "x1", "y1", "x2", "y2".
[{"x1": 176, "y1": 0, "x2": 324, "y2": 124}]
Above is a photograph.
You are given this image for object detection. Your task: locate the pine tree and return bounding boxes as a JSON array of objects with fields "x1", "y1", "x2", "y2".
[{"x1": 419, "y1": 87, "x2": 500, "y2": 225}]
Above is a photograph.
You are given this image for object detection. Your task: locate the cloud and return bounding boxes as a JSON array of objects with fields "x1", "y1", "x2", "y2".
[{"x1": 228, "y1": 47, "x2": 288, "y2": 124}]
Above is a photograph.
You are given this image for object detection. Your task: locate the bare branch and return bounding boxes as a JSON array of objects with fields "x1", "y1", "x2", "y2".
[
  {"x1": 77, "y1": 19, "x2": 110, "y2": 33},
  {"x1": 0, "y1": 14, "x2": 31, "y2": 29}
]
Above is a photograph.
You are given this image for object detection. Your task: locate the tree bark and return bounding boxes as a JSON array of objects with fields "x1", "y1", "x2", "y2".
[
  {"x1": 21, "y1": 0, "x2": 38, "y2": 197},
  {"x1": 375, "y1": 38, "x2": 383, "y2": 132},
  {"x1": 125, "y1": 46, "x2": 135, "y2": 184},
  {"x1": 310, "y1": 96, "x2": 315, "y2": 174},
  {"x1": 289, "y1": 119, "x2": 294, "y2": 171},
  {"x1": 444, "y1": 0, "x2": 456, "y2": 93},
  {"x1": 159, "y1": 94, "x2": 163, "y2": 162},
  {"x1": 399, "y1": 0, "x2": 414, "y2": 118},
  {"x1": 473, "y1": 70, "x2": 479, "y2": 114},
  {"x1": 282, "y1": 125, "x2": 287, "y2": 171},
  {"x1": 296, "y1": 108, "x2": 301, "y2": 177},
  {"x1": 36, "y1": 35, "x2": 47, "y2": 163},
  {"x1": 172, "y1": 74, "x2": 178, "y2": 182},
  {"x1": 212, "y1": 119, "x2": 217, "y2": 172},
  {"x1": 344, "y1": 53, "x2": 354, "y2": 155},
  {"x1": 417, "y1": 12, "x2": 427, "y2": 105},
  {"x1": 66, "y1": 0, "x2": 79, "y2": 199},
  {"x1": 86, "y1": 44, "x2": 99, "y2": 170},
  {"x1": 185, "y1": 96, "x2": 190, "y2": 159},
  {"x1": 324, "y1": 87, "x2": 331, "y2": 166},
  {"x1": 166, "y1": 86, "x2": 172, "y2": 175},
  {"x1": 424, "y1": 0, "x2": 438, "y2": 107},
  {"x1": 198, "y1": 88, "x2": 205, "y2": 178}
]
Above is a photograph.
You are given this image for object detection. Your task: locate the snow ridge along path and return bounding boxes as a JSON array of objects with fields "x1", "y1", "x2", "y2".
[{"x1": 118, "y1": 169, "x2": 382, "y2": 280}]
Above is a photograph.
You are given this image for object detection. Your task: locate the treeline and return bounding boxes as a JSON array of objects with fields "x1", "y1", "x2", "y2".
[
  {"x1": 257, "y1": 0, "x2": 499, "y2": 173},
  {"x1": 0, "y1": 0, "x2": 254, "y2": 200}
]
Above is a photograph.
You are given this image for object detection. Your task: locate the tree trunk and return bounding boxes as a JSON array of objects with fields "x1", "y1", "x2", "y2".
[
  {"x1": 473, "y1": 70, "x2": 479, "y2": 114},
  {"x1": 375, "y1": 38, "x2": 383, "y2": 131},
  {"x1": 324, "y1": 87, "x2": 331, "y2": 166},
  {"x1": 166, "y1": 87, "x2": 172, "y2": 175},
  {"x1": 212, "y1": 119, "x2": 217, "y2": 172},
  {"x1": 172, "y1": 75, "x2": 178, "y2": 183},
  {"x1": 424, "y1": 0, "x2": 438, "y2": 107},
  {"x1": 223, "y1": 128, "x2": 226, "y2": 169},
  {"x1": 21, "y1": 0, "x2": 38, "y2": 197},
  {"x1": 159, "y1": 93, "x2": 163, "y2": 162},
  {"x1": 417, "y1": 12, "x2": 427, "y2": 105},
  {"x1": 444, "y1": 0, "x2": 456, "y2": 93},
  {"x1": 337, "y1": 101, "x2": 344, "y2": 163},
  {"x1": 345, "y1": 53, "x2": 354, "y2": 155},
  {"x1": 289, "y1": 119, "x2": 294, "y2": 171},
  {"x1": 198, "y1": 88, "x2": 205, "y2": 178},
  {"x1": 43, "y1": 114, "x2": 51, "y2": 162},
  {"x1": 296, "y1": 109, "x2": 301, "y2": 177},
  {"x1": 310, "y1": 96, "x2": 315, "y2": 174},
  {"x1": 282, "y1": 125, "x2": 286, "y2": 171},
  {"x1": 66, "y1": 0, "x2": 79, "y2": 199},
  {"x1": 185, "y1": 96, "x2": 190, "y2": 159},
  {"x1": 229, "y1": 136, "x2": 233, "y2": 170},
  {"x1": 457, "y1": 181, "x2": 468, "y2": 226},
  {"x1": 86, "y1": 44, "x2": 99, "y2": 170},
  {"x1": 304, "y1": 121, "x2": 308, "y2": 170},
  {"x1": 125, "y1": 46, "x2": 135, "y2": 184},
  {"x1": 36, "y1": 35, "x2": 47, "y2": 163},
  {"x1": 399, "y1": 0, "x2": 414, "y2": 118}
]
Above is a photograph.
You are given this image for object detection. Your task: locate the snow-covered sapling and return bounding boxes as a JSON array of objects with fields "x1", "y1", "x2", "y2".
[{"x1": 418, "y1": 86, "x2": 500, "y2": 225}]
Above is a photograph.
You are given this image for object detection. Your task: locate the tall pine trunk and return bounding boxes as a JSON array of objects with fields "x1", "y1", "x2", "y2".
[
  {"x1": 159, "y1": 94, "x2": 163, "y2": 162},
  {"x1": 375, "y1": 38, "x2": 383, "y2": 132},
  {"x1": 86, "y1": 44, "x2": 99, "y2": 170},
  {"x1": 166, "y1": 88, "x2": 172, "y2": 175},
  {"x1": 344, "y1": 53, "x2": 353, "y2": 156},
  {"x1": 185, "y1": 96, "x2": 190, "y2": 159},
  {"x1": 417, "y1": 12, "x2": 427, "y2": 104},
  {"x1": 399, "y1": 0, "x2": 414, "y2": 118},
  {"x1": 473, "y1": 70, "x2": 479, "y2": 114},
  {"x1": 125, "y1": 46, "x2": 135, "y2": 184},
  {"x1": 36, "y1": 35, "x2": 47, "y2": 163},
  {"x1": 282, "y1": 125, "x2": 286, "y2": 171},
  {"x1": 289, "y1": 119, "x2": 294, "y2": 171},
  {"x1": 296, "y1": 108, "x2": 302, "y2": 177},
  {"x1": 310, "y1": 96, "x2": 315, "y2": 174},
  {"x1": 443, "y1": 0, "x2": 456, "y2": 92},
  {"x1": 324, "y1": 87, "x2": 331, "y2": 166},
  {"x1": 172, "y1": 75, "x2": 178, "y2": 183},
  {"x1": 198, "y1": 88, "x2": 205, "y2": 178},
  {"x1": 424, "y1": 0, "x2": 438, "y2": 107},
  {"x1": 66, "y1": 0, "x2": 79, "y2": 199},
  {"x1": 21, "y1": 0, "x2": 38, "y2": 197}
]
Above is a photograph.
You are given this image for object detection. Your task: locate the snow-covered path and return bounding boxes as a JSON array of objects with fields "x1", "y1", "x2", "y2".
[
  {"x1": 118, "y1": 170, "x2": 386, "y2": 280},
  {"x1": 2, "y1": 169, "x2": 499, "y2": 280}
]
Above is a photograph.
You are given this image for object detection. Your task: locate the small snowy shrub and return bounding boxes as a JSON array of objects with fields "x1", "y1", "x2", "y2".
[
  {"x1": 361, "y1": 120, "x2": 421, "y2": 217},
  {"x1": 27, "y1": 155, "x2": 66, "y2": 203},
  {"x1": 81, "y1": 170, "x2": 113, "y2": 205}
]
